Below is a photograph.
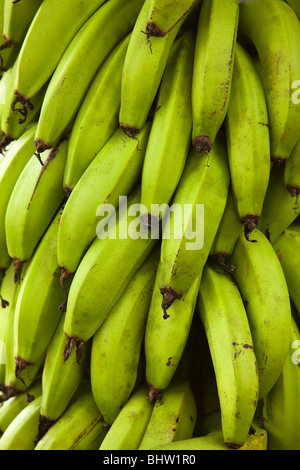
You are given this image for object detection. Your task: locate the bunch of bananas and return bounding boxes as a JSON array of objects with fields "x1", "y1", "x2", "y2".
[{"x1": 0, "y1": 0, "x2": 300, "y2": 452}]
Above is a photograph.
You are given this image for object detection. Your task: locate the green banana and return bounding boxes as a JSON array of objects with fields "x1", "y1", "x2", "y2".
[
  {"x1": 229, "y1": 229, "x2": 291, "y2": 399},
  {"x1": 0, "y1": 380, "x2": 42, "y2": 433},
  {"x1": 209, "y1": 186, "x2": 244, "y2": 273},
  {"x1": 0, "y1": 122, "x2": 37, "y2": 272},
  {"x1": 0, "y1": 262, "x2": 16, "y2": 387},
  {"x1": 119, "y1": 0, "x2": 184, "y2": 137},
  {"x1": 263, "y1": 315, "x2": 300, "y2": 450},
  {"x1": 258, "y1": 165, "x2": 300, "y2": 244},
  {"x1": 13, "y1": 209, "x2": 70, "y2": 381},
  {"x1": 99, "y1": 386, "x2": 154, "y2": 451},
  {"x1": 196, "y1": 262, "x2": 259, "y2": 448},
  {"x1": 37, "y1": 313, "x2": 91, "y2": 442},
  {"x1": 272, "y1": 224, "x2": 300, "y2": 315},
  {"x1": 63, "y1": 33, "x2": 130, "y2": 192},
  {"x1": 34, "y1": 0, "x2": 144, "y2": 156},
  {"x1": 238, "y1": 0, "x2": 300, "y2": 164},
  {"x1": 11, "y1": 0, "x2": 108, "y2": 117},
  {"x1": 284, "y1": 135, "x2": 300, "y2": 199},
  {"x1": 224, "y1": 41, "x2": 271, "y2": 242},
  {"x1": 145, "y1": 264, "x2": 200, "y2": 392},
  {"x1": 63, "y1": 186, "x2": 157, "y2": 363},
  {"x1": 34, "y1": 382, "x2": 107, "y2": 450},
  {"x1": 90, "y1": 246, "x2": 160, "y2": 426},
  {"x1": 57, "y1": 122, "x2": 151, "y2": 301},
  {"x1": 140, "y1": 29, "x2": 195, "y2": 223},
  {"x1": 5, "y1": 138, "x2": 68, "y2": 282},
  {"x1": 138, "y1": 379, "x2": 197, "y2": 450},
  {"x1": 158, "y1": 135, "x2": 230, "y2": 318},
  {"x1": 0, "y1": 395, "x2": 42, "y2": 450},
  {"x1": 286, "y1": 0, "x2": 300, "y2": 18},
  {"x1": 191, "y1": 0, "x2": 239, "y2": 154},
  {"x1": 0, "y1": 0, "x2": 43, "y2": 71}
]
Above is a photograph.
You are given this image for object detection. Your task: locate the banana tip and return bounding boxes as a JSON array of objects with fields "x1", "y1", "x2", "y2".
[
  {"x1": 192, "y1": 135, "x2": 213, "y2": 154},
  {"x1": 160, "y1": 286, "x2": 183, "y2": 319},
  {"x1": 120, "y1": 124, "x2": 140, "y2": 138},
  {"x1": 240, "y1": 215, "x2": 260, "y2": 243}
]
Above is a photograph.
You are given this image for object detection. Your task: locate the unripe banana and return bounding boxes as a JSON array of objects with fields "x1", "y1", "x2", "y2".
[
  {"x1": 91, "y1": 246, "x2": 160, "y2": 426},
  {"x1": 138, "y1": 379, "x2": 197, "y2": 450},
  {"x1": 34, "y1": 0, "x2": 144, "y2": 156},
  {"x1": 5, "y1": 138, "x2": 68, "y2": 282},
  {"x1": 230, "y1": 229, "x2": 291, "y2": 399},
  {"x1": 284, "y1": 135, "x2": 300, "y2": 199},
  {"x1": 119, "y1": 0, "x2": 184, "y2": 137},
  {"x1": 63, "y1": 187, "x2": 158, "y2": 363},
  {"x1": 140, "y1": 29, "x2": 195, "y2": 222},
  {"x1": 63, "y1": 33, "x2": 130, "y2": 192},
  {"x1": 197, "y1": 262, "x2": 259, "y2": 448},
  {"x1": 286, "y1": 0, "x2": 300, "y2": 18},
  {"x1": 158, "y1": 135, "x2": 230, "y2": 318},
  {"x1": 238, "y1": 0, "x2": 300, "y2": 164},
  {"x1": 191, "y1": 0, "x2": 239, "y2": 154},
  {"x1": 99, "y1": 386, "x2": 154, "y2": 451},
  {"x1": 224, "y1": 41, "x2": 271, "y2": 242}
]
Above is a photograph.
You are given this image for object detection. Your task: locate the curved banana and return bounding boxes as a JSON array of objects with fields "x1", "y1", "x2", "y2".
[
  {"x1": 0, "y1": 395, "x2": 42, "y2": 450},
  {"x1": 13, "y1": 209, "x2": 70, "y2": 382},
  {"x1": 284, "y1": 135, "x2": 300, "y2": 199},
  {"x1": 145, "y1": 264, "x2": 200, "y2": 393},
  {"x1": 0, "y1": 0, "x2": 43, "y2": 71},
  {"x1": 209, "y1": 186, "x2": 243, "y2": 273},
  {"x1": 63, "y1": 33, "x2": 130, "y2": 192},
  {"x1": 34, "y1": 382, "x2": 107, "y2": 450},
  {"x1": 158, "y1": 135, "x2": 230, "y2": 318},
  {"x1": 238, "y1": 0, "x2": 300, "y2": 164},
  {"x1": 91, "y1": 246, "x2": 160, "y2": 426},
  {"x1": 34, "y1": 0, "x2": 144, "y2": 156},
  {"x1": 258, "y1": 165, "x2": 300, "y2": 244},
  {"x1": 224, "y1": 41, "x2": 271, "y2": 242},
  {"x1": 119, "y1": 0, "x2": 184, "y2": 137},
  {"x1": 138, "y1": 379, "x2": 197, "y2": 450},
  {"x1": 191, "y1": 0, "x2": 239, "y2": 154},
  {"x1": 63, "y1": 187, "x2": 158, "y2": 363},
  {"x1": 140, "y1": 29, "x2": 195, "y2": 223},
  {"x1": 263, "y1": 315, "x2": 300, "y2": 450},
  {"x1": 37, "y1": 313, "x2": 90, "y2": 442},
  {"x1": 0, "y1": 122, "x2": 37, "y2": 272},
  {"x1": 99, "y1": 386, "x2": 154, "y2": 451},
  {"x1": 5, "y1": 138, "x2": 68, "y2": 282},
  {"x1": 0, "y1": 380, "x2": 42, "y2": 433},
  {"x1": 57, "y1": 122, "x2": 151, "y2": 299},
  {"x1": 11, "y1": 0, "x2": 108, "y2": 118},
  {"x1": 229, "y1": 228, "x2": 291, "y2": 399},
  {"x1": 196, "y1": 262, "x2": 259, "y2": 448}
]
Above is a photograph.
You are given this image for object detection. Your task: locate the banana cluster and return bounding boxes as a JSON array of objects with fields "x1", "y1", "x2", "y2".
[{"x1": 0, "y1": 0, "x2": 300, "y2": 451}]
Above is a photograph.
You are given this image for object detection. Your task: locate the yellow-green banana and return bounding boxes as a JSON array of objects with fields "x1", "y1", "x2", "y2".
[
  {"x1": 119, "y1": 0, "x2": 184, "y2": 137},
  {"x1": 5, "y1": 138, "x2": 68, "y2": 282},
  {"x1": 140, "y1": 29, "x2": 195, "y2": 223},
  {"x1": 57, "y1": 123, "x2": 151, "y2": 300},
  {"x1": 238, "y1": 0, "x2": 300, "y2": 164},
  {"x1": 158, "y1": 135, "x2": 230, "y2": 318},
  {"x1": 138, "y1": 379, "x2": 197, "y2": 450},
  {"x1": 196, "y1": 262, "x2": 259, "y2": 448},
  {"x1": 230, "y1": 229, "x2": 291, "y2": 399},
  {"x1": 209, "y1": 186, "x2": 243, "y2": 273},
  {"x1": 11, "y1": 0, "x2": 108, "y2": 117},
  {"x1": 63, "y1": 33, "x2": 130, "y2": 192},
  {"x1": 63, "y1": 187, "x2": 158, "y2": 363},
  {"x1": 263, "y1": 315, "x2": 300, "y2": 450},
  {"x1": 0, "y1": 262, "x2": 16, "y2": 387},
  {"x1": 13, "y1": 210, "x2": 70, "y2": 381},
  {"x1": 0, "y1": 395, "x2": 42, "y2": 450},
  {"x1": 0, "y1": 123, "x2": 37, "y2": 272},
  {"x1": 258, "y1": 165, "x2": 300, "y2": 244},
  {"x1": 224, "y1": 41, "x2": 271, "y2": 242},
  {"x1": 0, "y1": 380, "x2": 42, "y2": 433},
  {"x1": 34, "y1": 0, "x2": 144, "y2": 156},
  {"x1": 284, "y1": 135, "x2": 300, "y2": 199},
  {"x1": 286, "y1": 0, "x2": 300, "y2": 18},
  {"x1": 90, "y1": 247, "x2": 159, "y2": 426},
  {"x1": 34, "y1": 381, "x2": 107, "y2": 450},
  {"x1": 37, "y1": 313, "x2": 91, "y2": 442},
  {"x1": 191, "y1": 0, "x2": 239, "y2": 154},
  {"x1": 99, "y1": 386, "x2": 154, "y2": 451}
]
